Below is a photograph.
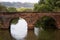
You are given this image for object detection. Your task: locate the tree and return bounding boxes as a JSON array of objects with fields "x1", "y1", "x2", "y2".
[
  {"x1": 34, "y1": 0, "x2": 60, "y2": 12},
  {"x1": 56, "y1": 1, "x2": 60, "y2": 7},
  {"x1": 0, "y1": 4, "x2": 7, "y2": 12},
  {"x1": 36, "y1": 16, "x2": 57, "y2": 30},
  {"x1": 17, "y1": 7, "x2": 26, "y2": 12},
  {"x1": 11, "y1": 18, "x2": 19, "y2": 24},
  {"x1": 34, "y1": 4, "x2": 53, "y2": 12},
  {"x1": 7, "y1": 7, "x2": 17, "y2": 12},
  {"x1": 38, "y1": 0, "x2": 45, "y2": 4},
  {"x1": 17, "y1": 7, "x2": 33, "y2": 12}
]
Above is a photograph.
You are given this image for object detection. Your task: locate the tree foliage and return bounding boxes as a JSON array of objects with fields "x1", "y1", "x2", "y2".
[
  {"x1": 7, "y1": 7, "x2": 17, "y2": 12},
  {"x1": 34, "y1": 0, "x2": 60, "y2": 12},
  {"x1": 34, "y1": 4, "x2": 53, "y2": 12},
  {"x1": 0, "y1": 4, "x2": 7, "y2": 12},
  {"x1": 35, "y1": 16, "x2": 57, "y2": 29},
  {"x1": 17, "y1": 7, "x2": 33, "y2": 12},
  {"x1": 11, "y1": 18, "x2": 19, "y2": 24}
]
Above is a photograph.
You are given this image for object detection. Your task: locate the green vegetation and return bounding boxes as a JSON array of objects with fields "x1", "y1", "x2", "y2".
[
  {"x1": 34, "y1": 0, "x2": 60, "y2": 12},
  {"x1": 11, "y1": 18, "x2": 19, "y2": 24},
  {"x1": 0, "y1": 4, "x2": 7, "y2": 12},
  {"x1": 0, "y1": 0, "x2": 60, "y2": 12},
  {"x1": 0, "y1": 4, "x2": 17, "y2": 12},
  {"x1": 7, "y1": 7, "x2": 17, "y2": 12},
  {"x1": 35, "y1": 16, "x2": 57, "y2": 30},
  {"x1": 35, "y1": 18, "x2": 41, "y2": 28},
  {"x1": 0, "y1": 18, "x2": 3, "y2": 27},
  {"x1": 0, "y1": 3, "x2": 33, "y2": 12},
  {"x1": 17, "y1": 7, "x2": 33, "y2": 12}
]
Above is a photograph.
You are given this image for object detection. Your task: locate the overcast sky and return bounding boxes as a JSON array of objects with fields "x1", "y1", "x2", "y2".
[{"x1": 0, "y1": 0, "x2": 39, "y2": 3}]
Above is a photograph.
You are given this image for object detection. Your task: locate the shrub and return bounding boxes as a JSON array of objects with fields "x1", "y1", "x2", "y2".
[
  {"x1": 11, "y1": 18, "x2": 19, "y2": 24},
  {"x1": 35, "y1": 16, "x2": 57, "y2": 30},
  {"x1": 34, "y1": 4, "x2": 53, "y2": 12},
  {"x1": 35, "y1": 19, "x2": 41, "y2": 28},
  {"x1": 7, "y1": 7, "x2": 17, "y2": 12}
]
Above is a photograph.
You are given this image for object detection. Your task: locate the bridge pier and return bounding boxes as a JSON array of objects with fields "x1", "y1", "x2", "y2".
[
  {"x1": 1, "y1": 17, "x2": 11, "y2": 29},
  {"x1": 28, "y1": 24, "x2": 34, "y2": 30}
]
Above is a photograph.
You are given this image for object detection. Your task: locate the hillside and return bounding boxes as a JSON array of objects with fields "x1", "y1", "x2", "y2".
[{"x1": 0, "y1": 2, "x2": 34, "y2": 8}]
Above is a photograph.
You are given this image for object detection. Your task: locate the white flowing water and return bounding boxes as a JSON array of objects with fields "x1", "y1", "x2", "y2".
[{"x1": 10, "y1": 18, "x2": 28, "y2": 40}]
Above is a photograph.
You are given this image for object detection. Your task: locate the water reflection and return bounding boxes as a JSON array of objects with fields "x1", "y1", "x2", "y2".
[
  {"x1": 0, "y1": 30, "x2": 13, "y2": 40},
  {"x1": 38, "y1": 28, "x2": 58, "y2": 40},
  {"x1": 0, "y1": 29, "x2": 60, "y2": 40},
  {"x1": 34, "y1": 27, "x2": 40, "y2": 36},
  {"x1": 26, "y1": 30, "x2": 37, "y2": 40},
  {"x1": 10, "y1": 18, "x2": 27, "y2": 40}
]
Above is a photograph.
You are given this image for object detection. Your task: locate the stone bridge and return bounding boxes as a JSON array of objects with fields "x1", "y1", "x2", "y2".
[{"x1": 0, "y1": 12, "x2": 60, "y2": 30}]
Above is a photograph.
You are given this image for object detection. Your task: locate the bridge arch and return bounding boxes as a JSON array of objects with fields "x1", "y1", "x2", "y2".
[
  {"x1": 9, "y1": 17, "x2": 28, "y2": 39},
  {"x1": 0, "y1": 12, "x2": 60, "y2": 30},
  {"x1": 9, "y1": 17, "x2": 28, "y2": 30},
  {"x1": 35, "y1": 15, "x2": 57, "y2": 29}
]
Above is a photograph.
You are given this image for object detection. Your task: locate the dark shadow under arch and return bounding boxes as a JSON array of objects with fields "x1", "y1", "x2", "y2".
[{"x1": 35, "y1": 15, "x2": 57, "y2": 30}]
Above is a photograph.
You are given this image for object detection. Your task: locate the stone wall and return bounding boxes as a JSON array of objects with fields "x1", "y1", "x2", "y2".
[{"x1": 0, "y1": 12, "x2": 60, "y2": 30}]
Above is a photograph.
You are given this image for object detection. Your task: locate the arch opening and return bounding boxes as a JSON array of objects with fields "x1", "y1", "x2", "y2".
[
  {"x1": 34, "y1": 16, "x2": 57, "y2": 36},
  {"x1": 35, "y1": 16, "x2": 57, "y2": 30},
  {"x1": 10, "y1": 17, "x2": 28, "y2": 40}
]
